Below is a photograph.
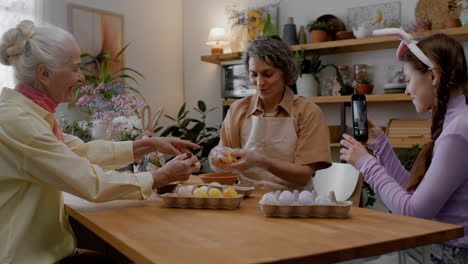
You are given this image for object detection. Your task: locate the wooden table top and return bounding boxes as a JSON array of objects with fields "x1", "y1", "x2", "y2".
[{"x1": 64, "y1": 178, "x2": 463, "y2": 264}]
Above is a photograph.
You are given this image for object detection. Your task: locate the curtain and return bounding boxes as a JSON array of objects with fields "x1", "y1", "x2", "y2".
[{"x1": 0, "y1": 0, "x2": 42, "y2": 92}]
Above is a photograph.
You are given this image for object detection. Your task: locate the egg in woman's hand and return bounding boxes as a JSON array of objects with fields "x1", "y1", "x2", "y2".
[
  {"x1": 225, "y1": 151, "x2": 234, "y2": 164},
  {"x1": 208, "y1": 188, "x2": 222, "y2": 198},
  {"x1": 223, "y1": 187, "x2": 238, "y2": 198},
  {"x1": 278, "y1": 190, "x2": 295, "y2": 205},
  {"x1": 193, "y1": 187, "x2": 207, "y2": 197}
]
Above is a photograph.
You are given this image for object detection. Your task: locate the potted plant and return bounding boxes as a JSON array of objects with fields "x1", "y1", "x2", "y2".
[
  {"x1": 444, "y1": 0, "x2": 462, "y2": 28},
  {"x1": 355, "y1": 78, "x2": 374, "y2": 94},
  {"x1": 72, "y1": 43, "x2": 146, "y2": 142},
  {"x1": 76, "y1": 43, "x2": 144, "y2": 99},
  {"x1": 157, "y1": 100, "x2": 220, "y2": 172},
  {"x1": 295, "y1": 48, "x2": 344, "y2": 97},
  {"x1": 306, "y1": 20, "x2": 333, "y2": 43}
]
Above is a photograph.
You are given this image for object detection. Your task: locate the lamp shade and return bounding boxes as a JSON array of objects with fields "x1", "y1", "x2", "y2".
[{"x1": 206, "y1": 27, "x2": 228, "y2": 46}]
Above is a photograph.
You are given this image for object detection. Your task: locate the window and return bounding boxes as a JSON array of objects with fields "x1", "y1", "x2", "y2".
[{"x1": 0, "y1": 0, "x2": 39, "y2": 93}]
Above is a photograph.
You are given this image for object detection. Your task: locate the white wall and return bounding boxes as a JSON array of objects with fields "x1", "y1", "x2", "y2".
[
  {"x1": 183, "y1": 0, "x2": 247, "y2": 127},
  {"x1": 43, "y1": 0, "x2": 184, "y2": 128}
]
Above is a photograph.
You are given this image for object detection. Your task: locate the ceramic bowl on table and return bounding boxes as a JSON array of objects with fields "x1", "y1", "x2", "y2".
[{"x1": 199, "y1": 172, "x2": 239, "y2": 185}]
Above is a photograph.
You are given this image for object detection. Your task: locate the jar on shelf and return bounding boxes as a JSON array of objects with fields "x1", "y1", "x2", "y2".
[
  {"x1": 338, "y1": 65, "x2": 353, "y2": 95},
  {"x1": 353, "y1": 64, "x2": 368, "y2": 81}
]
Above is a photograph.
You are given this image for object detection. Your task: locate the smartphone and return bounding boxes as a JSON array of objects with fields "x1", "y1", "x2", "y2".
[{"x1": 351, "y1": 94, "x2": 368, "y2": 142}]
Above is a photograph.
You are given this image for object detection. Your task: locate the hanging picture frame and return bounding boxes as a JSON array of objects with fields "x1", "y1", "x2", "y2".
[
  {"x1": 247, "y1": 4, "x2": 279, "y2": 42},
  {"x1": 68, "y1": 4, "x2": 125, "y2": 76}
]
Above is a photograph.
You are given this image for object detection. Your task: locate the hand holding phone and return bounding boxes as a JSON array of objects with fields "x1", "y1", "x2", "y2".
[{"x1": 351, "y1": 94, "x2": 368, "y2": 142}]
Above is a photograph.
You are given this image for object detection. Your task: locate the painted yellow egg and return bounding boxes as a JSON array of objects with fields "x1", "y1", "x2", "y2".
[
  {"x1": 208, "y1": 188, "x2": 222, "y2": 198},
  {"x1": 223, "y1": 187, "x2": 238, "y2": 198},
  {"x1": 225, "y1": 151, "x2": 234, "y2": 164},
  {"x1": 192, "y1": 187, "x2": 207, "y2": 197}
]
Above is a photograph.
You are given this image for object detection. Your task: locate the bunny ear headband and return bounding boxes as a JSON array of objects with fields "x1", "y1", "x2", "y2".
[{"x1": 373, "y1": 28, "x2": 434, "y2": 68}]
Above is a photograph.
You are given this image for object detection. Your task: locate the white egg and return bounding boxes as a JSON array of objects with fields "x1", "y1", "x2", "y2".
[
  {"x1": 208, "y1": 182, "x2": 222, "y2": 187},
  {"x1": 177, "y1": 186, "x2": 193, "y2": 196},
  {"x1": 260, "y1": 192, "x2": 277, "y2": 204},
  {"x1": 278, "y1": 191, "x2": 295, "y2": 205},
  {"x1": 315, "y1": 194, "x2": 331, "y2": 204},
  {"x1": 297, "y1": 191, "x2": 315, "y2": 205},
  {"x1": 200, "y1": 186, "x2": 209, "y2": 192}
]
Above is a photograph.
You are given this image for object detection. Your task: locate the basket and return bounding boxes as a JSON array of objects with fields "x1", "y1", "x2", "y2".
[{"x1": 385, "y1": 119, "x2": 431, "y2": 148}]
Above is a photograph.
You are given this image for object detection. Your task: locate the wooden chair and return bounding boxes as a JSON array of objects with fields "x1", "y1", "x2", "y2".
[{"x1": 313, "y1": 162, "x2": 363, "y2": 206}]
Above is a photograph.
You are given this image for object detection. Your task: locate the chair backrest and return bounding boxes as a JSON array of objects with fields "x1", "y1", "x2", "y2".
[{"x1": 313, "y1": 162, "x2": 361, "y2": 203}]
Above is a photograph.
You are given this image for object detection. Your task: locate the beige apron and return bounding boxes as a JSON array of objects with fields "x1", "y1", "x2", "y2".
[{"x1": 239, "y1": 98, "x2": 314, "y2": 191}]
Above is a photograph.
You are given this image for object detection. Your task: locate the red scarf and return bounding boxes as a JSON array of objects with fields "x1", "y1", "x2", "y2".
[{"x1": 15, "y1": 84, "x2": 64, "y2": 142}]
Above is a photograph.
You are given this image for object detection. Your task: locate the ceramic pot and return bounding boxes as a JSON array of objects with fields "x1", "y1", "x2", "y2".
[
  {"x1": 416, "y1": 21, "x2": 432, "y2": 32},
  {"x1": 298, "y1": 26, "x2": 307, "y2": 44},
  {"x1": 355, "y1": 84, "x2": 374, "y2": 94},
  {"x1": 444, "y1": 18, "x2": 462, "y2": 28},
  {"x1": 296, "y1": 74, "x2": 319, "y2": 97},
  {"x1": 352, "y1": 25, "x2": 372, "y2": 38},
  {"x1": 310, "y1": 30, "x2": 327, "y2": 43},
  {"x1": 91, "y1": 119, "x2": 108, "y2": 140}
]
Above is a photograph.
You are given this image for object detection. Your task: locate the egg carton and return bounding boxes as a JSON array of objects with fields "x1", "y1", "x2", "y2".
[
  {"x1": 259, "y1": 190, "x2": 352, "y2": 218},
  {"x1": 158, "y1": 184, "x2": 243, "y2": 210}
]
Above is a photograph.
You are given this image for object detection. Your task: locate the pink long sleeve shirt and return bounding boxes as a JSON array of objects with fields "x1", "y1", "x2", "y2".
[{"x1": 355, "y1": 95, "x2": 468, "y2": 248}]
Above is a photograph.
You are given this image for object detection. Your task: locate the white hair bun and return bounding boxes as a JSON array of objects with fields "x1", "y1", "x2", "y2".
[{"x1": 0, "y1": 20, "x2": 36, "y2": 66}]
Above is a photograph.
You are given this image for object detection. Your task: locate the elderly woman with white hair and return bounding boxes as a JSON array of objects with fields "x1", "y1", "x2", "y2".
[
  {"x1": 209, "y1": 35, "x2": 331, "y2": 190},
  {"x1": 0, "y1": 20, "x2": 200, "y2": 263}
]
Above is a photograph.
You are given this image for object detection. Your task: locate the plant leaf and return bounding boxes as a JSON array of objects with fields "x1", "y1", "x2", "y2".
[
  {"x1": 111, "y1": 42, "x2": 131, "y2": 67},
  {"x1": 112, "y1": 67, "x2": 144, "y2": 79},
  {"x1": 180, "y1": 118, "x2": 191, "y2": 129},
  {"x1": 126, "y1": 86, "x2": 145, "y2": 100},
  {"x1": 164, "y1": 114, "x2": 176, "y2": 121},
  {"x1": 153, "y1": 126, "x2": 163, "y2": 135},
  {"x1": 116, "y1": 74, "x2": 139, "y2": 85},
  {"x1": 177, "y1": 103, "x2": 186, "y2": 119},
  {"x1": 197, "y1": 100, "x2": 207, "y2": 112}
]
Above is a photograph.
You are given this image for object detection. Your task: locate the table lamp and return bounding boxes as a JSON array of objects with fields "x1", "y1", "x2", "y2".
[{"x1": 206, "y1": 27, "x2": 228, "y2": 55}]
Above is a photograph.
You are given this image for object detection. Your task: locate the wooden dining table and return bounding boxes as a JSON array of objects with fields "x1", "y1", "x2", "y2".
[{"x1": 64, "y1": 177, "x2": 463, "y2": 264}]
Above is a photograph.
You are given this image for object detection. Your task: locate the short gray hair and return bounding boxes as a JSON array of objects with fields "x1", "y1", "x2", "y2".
[
  {"x1": 0, "y1": 20, "x2": 76, "y2": 85},
  {"x1": 242, "y1": 35, "x2": 298, "y2": 86}
]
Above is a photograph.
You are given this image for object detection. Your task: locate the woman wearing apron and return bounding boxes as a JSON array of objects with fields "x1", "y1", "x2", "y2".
[{"x1": 210, "y1": 35, "x2": 331, "y2": 190}]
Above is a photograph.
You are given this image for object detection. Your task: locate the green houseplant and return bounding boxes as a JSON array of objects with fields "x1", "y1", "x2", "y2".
[
  {"x1": 445, "y1": 0, "x2": 462, "y2": 28},
  {"x1": 75, "y1": 42, "x2": 144, "y2": 100},
  {"x1": 355, "y1": 78, "x2": 374, "y2": 94},
  {"x1": 72, "y1": 42, "x2": 146, "y2": 142},
  {"x1": 158, "y1": 100, "x2": 220, "y2": 169},
  {"x1": 306, "y1": 20, "x2": 333, "y2": 43},
  {"x1": 294, "y1": 48, "x2": 345, "y2": 96}
]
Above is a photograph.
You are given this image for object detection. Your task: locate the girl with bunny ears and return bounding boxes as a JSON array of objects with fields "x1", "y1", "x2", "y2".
[
  {"x1": 0, "y1": 20, "x2": 200, "y2": 263},
  {"x1": 341, "y1": 28, "x2": 468, "y2": 261}
]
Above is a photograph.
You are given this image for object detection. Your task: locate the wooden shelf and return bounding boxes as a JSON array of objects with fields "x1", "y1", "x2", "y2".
[
  {"x1": 201, "y1": 27, "x2": 468, "y2": 64},
  {"x1": 330, "y1": 138, "x2": 429, "y2": 148},
  {"x1": 222, "y1": 93, "x2": 411, "y2": 106}
]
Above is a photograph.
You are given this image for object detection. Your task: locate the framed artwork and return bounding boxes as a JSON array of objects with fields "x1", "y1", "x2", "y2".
[
  {"x1": 247, "y1": 4, "x2": 279, "y2": 42},
  {"x1": 68, "y1": 3, "x2": 125, "y2": 76},
  {"x1": 346, "y1": 1, "x2": 401, "y2": 30}
]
